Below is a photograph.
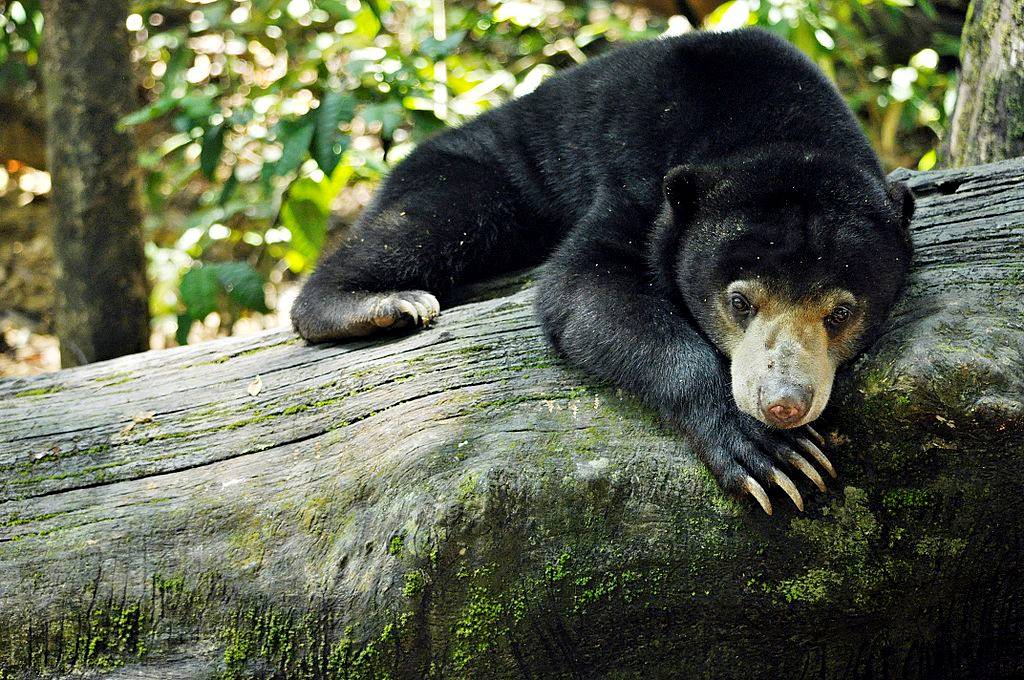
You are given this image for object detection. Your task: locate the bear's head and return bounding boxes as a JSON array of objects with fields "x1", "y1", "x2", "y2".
[{"x1": 659, "y1": 147, "x2": 914, "y2": 428}]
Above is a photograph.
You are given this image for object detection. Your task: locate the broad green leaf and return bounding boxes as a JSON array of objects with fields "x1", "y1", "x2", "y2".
[
  {"x1": 313, "y1": 91, "x2": 355, "y2": 175},
  {"x1": 281, "y1": 197, "x2": 328, "y2": 263},
  {"x1": 163, "y1": 46, "x2": 194, "y2": 86},
  {"x1": 275, "y1": 112, "x2": 317, "y2": 177},
  {"x1": 200, "y1": 122, "x2": 226, "y2": 179},
  {"x1": 288, "y1": 175, "x2": 340, "y2": 211},
  {"x1": 177, "y1": 92, "x2": 220, "y2": 125},
  {"x1": 175, "y1": 314, "x2": 194, "y2": 346},
  {"x1": 218, "y1": 171, "x2": 239, "y2": 205},
  {"x1": 353, "y1": 4, "x2": 382, "y2": 40},
  {"x1": 362, "y1": 101, "x2": 405, "y2": 138},
  {"x1": 420, "y1": 30, "x2": 466, "y2": 60},
  {"x1": 118, "y1": 97, "x2": 177, "y2": 129},
  {"x1": 212, "y1": 262, "x2": 269, "y2": 313},
  {"x1": 179, "y1": 266, "x2": 219, "y2": 320}
]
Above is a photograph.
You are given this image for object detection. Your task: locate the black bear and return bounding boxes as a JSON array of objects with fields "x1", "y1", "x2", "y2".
[{"x1": 291, "y1": 27, "x2": 914, "y2": 514}]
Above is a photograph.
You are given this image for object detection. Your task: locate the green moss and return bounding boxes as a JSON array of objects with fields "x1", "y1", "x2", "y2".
[
  {"x1": 2, "y1": 561, "x2": 415, "y2": 679},
  {"x1": 11, "y1": 459, "x2": 127, "y2": 487},
  {"x1": 454, "y1": 343, "x2": 494, "y2": 356},
  {"x1": 882, "y1": 488, "x2": 932, "y2": 513},
  {"x1": 92, "y1": 371, "x2": 135, "y2": 386},
  {"x1": 455, "y1": 471, "x2": 480, "y2": 505},
  {"x1": 195, "y1": 342, "x2": 293, "y2": 368},
  {"x1": 451, "y1": 566, "x2": 507, "y2": 671},
  {"x1": 774, "y1": 487, "x2": 882, "y2": 607},
  {"x1": 0, "y1": 443, "x2": 111, "y2": 476},
  {"x1": 776, "y1": 567, "x2": 843, "y2": 605},
  {"x1": 13, "y1": 384, "x2": 63, "y2": 398},
  {"x1": 403, "y1": 570, "x2": 427, "y2": 598},
  {"x1": 0, "y1": 510, "x2": 67, "y2": 529}
]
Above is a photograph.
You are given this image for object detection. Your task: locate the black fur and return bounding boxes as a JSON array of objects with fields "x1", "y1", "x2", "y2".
[{"x1": 292, "y1": 28, "x2": 914, "y2": 503}]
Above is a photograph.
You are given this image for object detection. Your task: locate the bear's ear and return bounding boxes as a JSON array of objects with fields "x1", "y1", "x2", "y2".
[
  {"x1": 662, "y1": 164, "x2": 720, "y2": 213},
  {"x1": 886, "y1": 179, "x2": 915, "y2": 229}
]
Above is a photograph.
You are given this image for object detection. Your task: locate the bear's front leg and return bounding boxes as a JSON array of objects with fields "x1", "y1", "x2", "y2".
[{"x1": 537, "y1": 225, "x2": 834, "y2": 514}]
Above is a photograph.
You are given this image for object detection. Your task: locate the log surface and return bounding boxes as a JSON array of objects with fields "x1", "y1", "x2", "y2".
[{"x1": 1, "y1": 159, "x2": 1023, "y2": 679}]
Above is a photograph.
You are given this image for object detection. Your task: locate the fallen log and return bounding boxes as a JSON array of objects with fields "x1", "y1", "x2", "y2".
[{"x1": 1, "y1": 158, "x2": 1023, "y2": 679}]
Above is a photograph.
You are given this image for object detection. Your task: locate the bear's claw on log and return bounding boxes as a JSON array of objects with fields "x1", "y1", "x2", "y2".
[
  {"x1": 742, "y1": 475, "x2": 773, "y2": 515},
  {"x1": 770, "y1": 468, "x2": 804, "y2": 512},
  {"x1": 797, "y1": 436, "x2": 836, "y2": 478},
  {"x1": 787, "y1": 452, "x2": 827, "y2": 492},
  {"x1": 804, "y1": 425, "x2": 825, "y2": 447}
]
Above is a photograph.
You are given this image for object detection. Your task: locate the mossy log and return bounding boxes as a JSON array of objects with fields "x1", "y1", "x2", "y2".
[{"x1": 2, "y1": 159, "x2": 1024, "y2": 679}]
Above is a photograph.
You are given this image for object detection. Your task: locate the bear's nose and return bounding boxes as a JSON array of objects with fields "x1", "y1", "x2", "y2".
[{"x1": 760, "y1": 384, "x2": 812, "y2": 427}]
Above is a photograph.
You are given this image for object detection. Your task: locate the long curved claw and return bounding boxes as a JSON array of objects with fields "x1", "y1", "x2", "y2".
[
  {"x1": 805, "y1": 425, "x2": 826, "y2": 447},
  {"x1": 788, "y1": 452, "x2": 826, "y2": 492},
  {"x1": 770, "y1": 467, "x2": 804, "y2": 512},
  {"x1": 742, "y1": 475, "x2": 773, "y2": 515},
  {"x1": 797, "y1": 437, "x2": 836, "y2": 479}
]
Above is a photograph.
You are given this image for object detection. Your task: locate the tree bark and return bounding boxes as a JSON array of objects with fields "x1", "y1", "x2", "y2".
[
  {"x1": 1, "y1": 159, "x2": 1023, "y2": 679},
  {"x1": 944, "y1": 0, "x2": 1024, "y2": 166},
  {"x1": 40, "y1": 0, "x2": 150, "y2": 368}
]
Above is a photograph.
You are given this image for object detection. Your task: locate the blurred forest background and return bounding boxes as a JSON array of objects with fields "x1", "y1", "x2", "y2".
[{"x1": 0, "y1": 0, "x2": 972, "y2": 375}]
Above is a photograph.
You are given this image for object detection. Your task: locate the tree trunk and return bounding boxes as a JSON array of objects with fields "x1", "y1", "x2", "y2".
[
  {"x1": 40, "y1": 0, "x2": 149, "y2": 368},
  {"x1": 944, "y1": 0, "x2": 1024, "y2": 166},
  {"x1": 1, "y1": 159, "x2": 1023, "y2": 679}
]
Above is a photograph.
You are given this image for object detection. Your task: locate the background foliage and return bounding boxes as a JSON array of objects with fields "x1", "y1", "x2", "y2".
[{"x1": 0, "y1": 0, "x2": 960, "y2": 345}]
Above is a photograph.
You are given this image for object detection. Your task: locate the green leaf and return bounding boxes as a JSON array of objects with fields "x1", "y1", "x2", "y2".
[
  {"x1": 218, "y1": 171, "x2": 239, "y2": 205},
  {"x1": 212, "y1": 262, "x2": 269, "y2": 313},
  {"x1": 179, "y1": 266, "x2": 220, "y2": 321},
  {"x1": 177, "y1": 262, "x2": 269, "y2": 342},
  {"x1": 420, "y1": 30, "x2": 466, "y2": 60},
  {"x1": 352, "y1": 5, "x2": 381, "y2": 40},
  {"x1": 362, "y1": 101, "x2": 405, "y2": 139},
  {"x1": 163, "y1": 45, "x2": 194, "y2": 86},
  {"x1": 200, "y1": 122, "x2": 226, "y2": 180},
  {"x1": 274, "y1": 112, "x2": 317, "y2": 177},
  {"x1": 313, "y1": 91, "x2": 355, "y2": 175},
  {"x1": 118, "y1": 97, "x2": 177, "y2": 129},
  {"x1": 281, "y1": 196, "x2": 328, "y2": 263},
  {"x1": 175, "y1": 314, "x2": 194, "y2": 346},
  {"x1": 915, "y1": 0, "x2": 938, "y2": 20},
  {"x1": 177, "y1": 92, "x2": 220, "y2": 125}
]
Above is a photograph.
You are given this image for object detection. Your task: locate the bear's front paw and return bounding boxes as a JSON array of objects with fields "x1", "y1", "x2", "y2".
[
  {"x1": 292, "y1": 289, "x2": 440, "y2": 342},
  {"x1": 371, "y1": 290, "x2": 440, "y2": 330},
  {"x1": 694, "y1": 414, "x2": 835, "y2": 515}
]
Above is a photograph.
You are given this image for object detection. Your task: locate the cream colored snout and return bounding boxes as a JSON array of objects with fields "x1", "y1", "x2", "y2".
[{"x1": 729, "y1": 308, "x2": 835, "y2": 429}]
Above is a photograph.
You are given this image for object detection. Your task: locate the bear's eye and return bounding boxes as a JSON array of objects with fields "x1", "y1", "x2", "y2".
[
  {"x1": 826, "y1": 305, "x2": 852, "y2": 328},
  {"x1": 729, "y1": 293, "x2": 753, "y2": 316}
]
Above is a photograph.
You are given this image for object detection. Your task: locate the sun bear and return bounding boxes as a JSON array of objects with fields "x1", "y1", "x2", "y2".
[{"x1": 291, "y1": 27, "x2": 915, "y2": 515}]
